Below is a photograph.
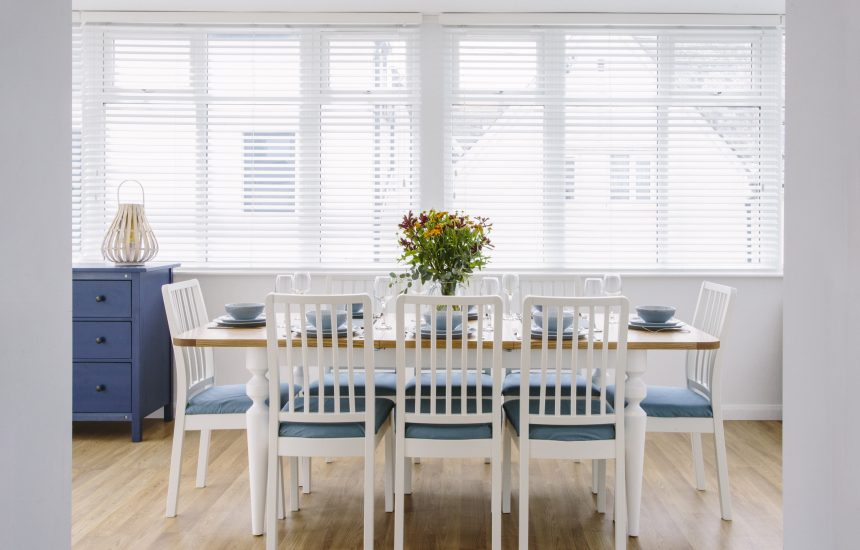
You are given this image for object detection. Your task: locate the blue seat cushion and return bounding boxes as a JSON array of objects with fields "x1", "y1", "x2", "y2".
[
  {"x1": 606, "y1": 385, "x2": 713, "y2": 418},
  {"x1": 503, "y1": 399, "x2": 616, "y2": 442},
  {"x1": 406, "y1": 372, "x2": 494, "y2": 396},
  {"x1": 502, "y1": 372, "x2": 597, "y2": 397},
  {"x1": 403, "y1": 398, "x2": 493, "y2": 440},
  {"x1": 278, "y1": 397, "x2": 394, "y2": 439},
  {"x1": 186, "y1": 383, "x2": 299, "y2": 415},
  {"x1": 308, "y1": 371, "x2": 398, "y2": 397}
]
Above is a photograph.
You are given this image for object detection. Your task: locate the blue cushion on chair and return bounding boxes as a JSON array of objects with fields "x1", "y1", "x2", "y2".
[
  {"x1": 186, "y1": 383, "x2": 299, "y2": 415},
  {"x1": 502, "y1": 372, "x2": 596, "y2": 397},
  {"x1": 406, "y1": 372, "x2": 494, "y2": 396},
  {"x1": 605, "y1": 385, "x2": 713, "y2": 418},
  {"x1": 308, "y1": 371, "x2": 398, "y2": 397},
  {"x1": 503, "y1": 399, "x2": 616, "y2": 442},
  {"x1": 403, "y1": 398, "x2": 493, "y2": 440},
  {"x1": 278, "y1": 397, "x2": 394, "y2": 438}
]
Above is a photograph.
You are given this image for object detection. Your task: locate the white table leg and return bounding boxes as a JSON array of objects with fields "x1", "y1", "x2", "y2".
[
  {"x1": 625, "y1": 350, "x2": 647, "y2": 537},
  {"x1": 245, "y1": 347, "x2": 269, "y2": 536}
]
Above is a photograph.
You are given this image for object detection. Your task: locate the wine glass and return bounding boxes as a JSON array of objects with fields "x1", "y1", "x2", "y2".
[
  {"x1": 373, "y1": 275, "x2": 394, "y2": 329},
  {"x1": 603, "y1": 273, "x2": 622, "y2": 323},
  {"x1": 583, "y1": 277, "x2": 604, "y2": 297},
  {"x1": 480, "y1": 277, "x2": 501, "y2": 333},
  {"x1": 502, "y1": 273, "x2": 519, "y2": 320},
  {"x1": 294, "y1": 272, "x2": 312, "y2": 295}
]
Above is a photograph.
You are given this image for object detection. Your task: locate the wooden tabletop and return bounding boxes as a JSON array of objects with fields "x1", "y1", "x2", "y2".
[{"x1": 173, "y1": 316, "x2": 719, "y2": 351}]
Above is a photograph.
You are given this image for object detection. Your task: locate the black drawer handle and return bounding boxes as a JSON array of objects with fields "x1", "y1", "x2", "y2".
[
  {"x1": 95, "y1": 336, "x2": 106, "y2": 344},
  {"x1": 95, "y1": 384, "x2": 106, "y2": 392},
  {"x1": 95, "y1": 295, "x2": 106, "y2": 302}
]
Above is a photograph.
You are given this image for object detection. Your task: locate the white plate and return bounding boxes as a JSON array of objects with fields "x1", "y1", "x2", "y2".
[
  {"x1": 629, "y1": 317, "x2": 684, "y2": 329},
  {"x1": 418, "y1": 326, "x2": 476, "y2": 340}
]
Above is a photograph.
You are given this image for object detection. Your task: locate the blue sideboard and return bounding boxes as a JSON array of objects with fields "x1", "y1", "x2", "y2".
[{"x1": 73, "y1": 263, "x2": 179, "y2": 442}]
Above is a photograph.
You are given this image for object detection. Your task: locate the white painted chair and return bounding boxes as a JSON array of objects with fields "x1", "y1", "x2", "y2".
[
  {"x1": 264, "y1": 293, "x2": 394, "y2": 550},
  {"x1": 162, "y1": 279, "x2": 290, "y2": 518},
  {"x1": 607, "y1": 281, "x2": 736, "y2": 520},
  {"x1": 393, "y1": 294, "x2": 505, "y2": 550},
  {"x1": 504, "y1": 295, "x2": 629, "y2": 550}
]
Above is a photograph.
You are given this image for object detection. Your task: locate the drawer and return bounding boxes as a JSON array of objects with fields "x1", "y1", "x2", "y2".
[
  {"x1": 73, "y1": 363, "x2": 131, "y2": 412},
  {"x1": 73, "y1": 321, "x2": 132, "y2": 360},
  {"x1": 73, "y1": 280, "x2": 132, "y2": 318}
]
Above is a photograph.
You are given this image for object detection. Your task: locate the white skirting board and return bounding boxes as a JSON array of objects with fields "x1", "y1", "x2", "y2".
[{"x1": 721, "y1": 404, "x2": 782, "y2": 421}]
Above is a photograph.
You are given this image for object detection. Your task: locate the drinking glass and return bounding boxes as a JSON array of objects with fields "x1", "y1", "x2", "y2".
[
  {"x1": 480, "y1": 277, "x2": 501, "y2": 332},
  {"x1": 275, "y1": 274, "x2": 294, "y2": 293},
  {"x1": 603, "y1": 273, "x2": 622, "y2": 296},
  {"x1": 502, "y1": 273, "x2": 520, "y2": 320},
  {"x1": 583, "y1": 277, "x2": 604, "y2": 297},
  {"x1": 373, "y1": 275, "x2": 394, "y2": 329},
  {"x1": 294, "y1": 272, "x2": 312, "y2": 295}
]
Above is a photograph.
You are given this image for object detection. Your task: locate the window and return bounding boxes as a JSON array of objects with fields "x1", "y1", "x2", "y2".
[
  {"x1": 73, "y1": 23, "x2": 419, "y2": 268},
  {"x1": 73, "y1": 18, "x2": 784, "y2": 272},
  {"x1": 445, "y1": 25, "x2": 783, "y2": 270}
]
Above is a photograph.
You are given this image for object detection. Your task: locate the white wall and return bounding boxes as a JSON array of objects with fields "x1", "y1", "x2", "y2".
[
  {"x1": 176, "y1": 272, "x2": 782, "y2": 419},
  {"x1": 784, "y1": 0, "x2": 860, "y2": 548},
  {"x1": 0, "y1": 1, "x2": 72, "y2": 548}
]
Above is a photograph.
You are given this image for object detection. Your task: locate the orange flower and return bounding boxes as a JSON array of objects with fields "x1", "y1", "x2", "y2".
[{"x1": 426, "y1": 227, "x2": 442, "y2": 237}]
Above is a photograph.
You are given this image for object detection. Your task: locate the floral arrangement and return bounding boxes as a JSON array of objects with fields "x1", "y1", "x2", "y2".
[{"x1": 393, "y1": 209, "x2": 493, "y2": 295}]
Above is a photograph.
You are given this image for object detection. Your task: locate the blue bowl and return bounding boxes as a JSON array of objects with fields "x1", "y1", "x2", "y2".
[
  {"x1": 635, "y1": 305, "x2": 676, "y2": 324},
  {"x1": 422, "y1": 310, "x2": 464, "y2": 332},
  {"x1": 225, "y1": 302, "x2": 264, "y2": 321},
  {"x1": 532, "y1": 309, "x2": 574, "y2": 332},
  {"x1": 305, "y1": 309, "x2": 348, "y2": 331}
]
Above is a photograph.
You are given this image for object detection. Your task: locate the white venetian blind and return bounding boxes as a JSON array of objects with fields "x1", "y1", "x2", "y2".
[
  {"x1": 444, "y1": 25, "x2": 783, "y2": 271},
  {"x1": 74, "y1": 22, "x2": 419, "y2": 268}
]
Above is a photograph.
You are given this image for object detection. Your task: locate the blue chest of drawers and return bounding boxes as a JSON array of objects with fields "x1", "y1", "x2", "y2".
[{"x1": 73, "y1": 263, "x2": 179, "y2": 441}]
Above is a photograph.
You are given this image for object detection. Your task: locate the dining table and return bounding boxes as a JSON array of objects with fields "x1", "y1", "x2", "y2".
[{"x1": 172, "y1": 314, "x2": 719, "y2": 538}]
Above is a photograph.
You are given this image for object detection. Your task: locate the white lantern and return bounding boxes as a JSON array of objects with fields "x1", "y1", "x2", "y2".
[{"x1": 101, "y1": 180, "x2": 159, "y2": 265}]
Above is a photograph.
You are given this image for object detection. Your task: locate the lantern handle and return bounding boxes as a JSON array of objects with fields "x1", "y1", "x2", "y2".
[{"x1": 117, "y1": 179, "x2": 145, "y2": 205}]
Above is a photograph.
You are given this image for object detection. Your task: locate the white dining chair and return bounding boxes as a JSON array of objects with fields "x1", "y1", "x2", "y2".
[
  {"x1": 504, "y1": 295, "x2": 629, "y2": 550},
  {"x1": 264, "y1": 292, "x2": 394, "y2": 550},
  {"x1": 393, "y1": 293, "x2": 505, "y2": 550},
  {"x1": 161, "y1": 279, "x2": 293, "y2": 518},
  {"x1": 606, "y1": 281, "x2": 736, "y2": 520}
]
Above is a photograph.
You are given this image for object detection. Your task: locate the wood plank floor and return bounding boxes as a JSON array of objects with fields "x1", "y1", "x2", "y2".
[{"x1": 72, "y1": 420, "x2": 782, "y2": 549}]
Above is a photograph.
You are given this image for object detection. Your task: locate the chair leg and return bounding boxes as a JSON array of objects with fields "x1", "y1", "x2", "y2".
[
  {"x1": 714, "y1": 419, "x2": 733, "y2": 520},
  {"x1": 614, "y1": 454, "x2": 627, "y2": 550},
  {"x1": 491, "y1": 438, "x2": 502, "y2": 550},
  {"x1": 592, "y1": 459, "x2": 599, "y2": 494},
  {"x1": 394, "y1": 436, "x2": 406, "y2": 549},
  {"x1": 518, "y1": 441, "x2": 530, "y2": 550},
  {"x1": 195, "y1": 428, "x2": 211, "y2": 488},
  {"x1": 165, "y1": 418, "x2": 185, "y2": 517},
  {"x1": 404, "y1": 456, "x2": 413, "y2": 495},
  {"x1": 301, "y1": 456, "x2": 311, "y2": 494},
  {"x1": 289, "y1": 457, "x2": 300, "y2": 512},
  {"x1": 364, "y1": 440, "x2": 375, "y2": 549},
  {"x1": 277, "y1": 457, "x2": 285, "y2": 520},
  {"x1": 502, "y1": 426, "x2": 512, "y2": 514},
  {"x1": 265, "y1": 444, "x2": 279, "y2": 550},
  {"x1": 691, "y1": 432, "x2": 706, "y2": 491},
  {"x1": 384, "y1": 429, "x2": 394, "y2": 512},
  {"x1": 596, "y1": 459, "x2": 607, "y2": 513}
]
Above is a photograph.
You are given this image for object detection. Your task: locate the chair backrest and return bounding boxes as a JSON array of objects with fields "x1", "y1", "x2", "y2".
[
  {"x1": 520, "y1": 277, "x2": 577, "y2": 298},
  {"x1": 395, "y1": 294, "x2": 504, "y2": 425},
  {"x1": 685, "y1": 281, "x2": 736, "y2": 402},
  {"x1": 520, "y1": 295, "x2": 629, "y2": 434},
  {"x1": 324, "y1": 274, "x2": 373, "y2": 294},
  {"x1": 266, "y1": 293, "x2": 375, "y2": 430},
  {"x1": 162, "y1": 279, "x2": 216, "y2": 405}
]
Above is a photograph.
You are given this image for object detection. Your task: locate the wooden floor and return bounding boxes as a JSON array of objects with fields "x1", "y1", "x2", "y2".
[{"x1": 72, "y1": 420, "x2": 782, "y2": 549}]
